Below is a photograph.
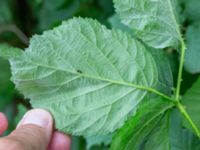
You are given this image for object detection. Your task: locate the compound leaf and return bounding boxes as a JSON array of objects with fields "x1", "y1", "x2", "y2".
[{"x1": 113, "y1": 0, "x2": 181, "y2": 49}]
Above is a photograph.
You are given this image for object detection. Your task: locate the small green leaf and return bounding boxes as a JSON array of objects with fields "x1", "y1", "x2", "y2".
[
  {"x1": 182, "y1": 77, "x2": 200, "y2": 133},
  {"x1": 113, "y1": 0, "x2": 181, "y2": 49},
  {"x1": 184, "y1": 22, "x2": 200, "y2": 74},
  {"x1": 8, "y1": 18, "x2": 162, "y2": 136}
]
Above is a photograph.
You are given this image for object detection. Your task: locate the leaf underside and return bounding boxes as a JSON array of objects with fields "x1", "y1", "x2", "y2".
[
  {"x1": 113, "y1": 0, "x2": 181, "y2": 49},
  {"x1": 7, "y1": 17, "x2": 162, "y2": 136}
]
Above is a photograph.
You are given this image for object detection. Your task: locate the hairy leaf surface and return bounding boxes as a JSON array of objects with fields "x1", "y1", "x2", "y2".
[
  {"x1": 108, "y1": 15, "x2": 174, "y2": 95},
  {"x1": 2, "y1": 18, "x2": 163, "y2": 136},
  {"x1": 113, "y1": 0, "x2": 181, "y2": 49}
]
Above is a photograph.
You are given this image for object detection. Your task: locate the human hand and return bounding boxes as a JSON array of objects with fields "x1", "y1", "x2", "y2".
[{"x1": 0, "y1": 109, "x2": 71, "y2": 150}]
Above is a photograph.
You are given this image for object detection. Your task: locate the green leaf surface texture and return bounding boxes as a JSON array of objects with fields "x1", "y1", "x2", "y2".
[
  {"x1": 113, "y1": 0, "x2": 181, "y2": 49},
  {"x1": 184, "y1": 22, "x2": 200, "y2": 74},
  {"x1": 110, "y1": 96, "x2": 174, "y2": 150},
  {"x1": 7, "y1": 18, "x2": 161, "y2": 136},
  {"x1": 182, "y1": 77, "x2": 200, "y2": 132},
  {"x1": 0, "y1": 44, "x2": 23, "y2": 60},
  {"x1": 111, "y1": 101, "x2": 200, "y2": 150},
  {"x1": 148, "y1": 48, "x2": 173, "y2": 95}
]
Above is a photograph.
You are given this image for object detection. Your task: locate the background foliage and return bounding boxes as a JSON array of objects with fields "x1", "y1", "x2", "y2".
[{"x1": 0, "y1": 0, "x2": 200, "y2": 149}]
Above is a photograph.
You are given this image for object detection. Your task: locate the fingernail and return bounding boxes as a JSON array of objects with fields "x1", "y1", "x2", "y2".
[{"x1": 19, "y1": 109, "x2": 52, "y2": 128}]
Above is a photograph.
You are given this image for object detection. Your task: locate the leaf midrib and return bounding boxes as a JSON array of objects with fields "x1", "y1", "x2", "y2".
[
  {"x1": 12, "y1": 57, "x2": 172, "y2": 101},
  {"x1": 166, "y1": 0, "x2": 182, "y2": 40}
]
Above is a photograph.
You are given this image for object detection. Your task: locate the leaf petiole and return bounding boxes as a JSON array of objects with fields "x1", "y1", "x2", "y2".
[
  {"x1": 176, "y1": 102, "x2": 200, "y2": 138},
  {"x1": 175, "y1": 39, "x2": 186, "y2": 100}
]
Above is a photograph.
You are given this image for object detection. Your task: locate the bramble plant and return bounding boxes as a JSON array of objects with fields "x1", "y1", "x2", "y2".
[{"x1": 1, "y1": 0, "x2": 200, "y2": 149}]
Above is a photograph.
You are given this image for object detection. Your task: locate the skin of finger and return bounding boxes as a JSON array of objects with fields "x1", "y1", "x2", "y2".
[
  {"x1": 48, "y1": 131, "x2": 71, "y2": 150},
  {"x1": 0, "y1": 113, "x2": 8, "y2": 135},
  {"x1": 0, "y1": 124, "x2": 52, "y2": 150}
]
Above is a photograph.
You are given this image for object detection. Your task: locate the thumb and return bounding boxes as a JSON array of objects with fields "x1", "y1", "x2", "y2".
[{"x1": 0, "y1": 109, "x2": 53, "y2": 150}]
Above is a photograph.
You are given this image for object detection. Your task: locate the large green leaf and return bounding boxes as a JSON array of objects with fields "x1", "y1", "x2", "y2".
[
  {"x1": 184, "y1": 22, "x2": 200, "y2": 74},
  {"x1": 111, "y1": 102, "x2": 200, "y2": 150},
  {"x1": 113, "y1": 0, "x2": 181, "y2": 49},
  {"x1": 0, "y1": 18, "x2": 164, "y2": 136},
  {"x1": 108, "y1": 15, "x2": 174, "y2": 95},
  {"x1": 182, "y1": 77, "x2": 200, "y2": 132}
]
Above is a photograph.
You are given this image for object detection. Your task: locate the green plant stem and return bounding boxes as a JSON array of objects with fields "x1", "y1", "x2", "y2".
[
  {"x1": 174, "y1": 38, "x2": 200, "y2": 138},
  {"x1": 141, "y1": 87, "x2": 174, "y2": 102},
  {"x1": 175, "y1": 39, "x2": 186, "y2": 100},
  {"x1": 176, "y1": 102, "x2": 200, "y2": 138}
]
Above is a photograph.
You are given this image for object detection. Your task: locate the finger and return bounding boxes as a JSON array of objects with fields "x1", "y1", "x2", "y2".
[
  {"x1": 0, "y1": 109, "x2": 53, "y2": 150},
  {"x1": 48, "y1": 131, "x2": 71, "y2": 150},
  {"x1": 0, "y1": 112, "x2": 8, "y2": 135}
]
